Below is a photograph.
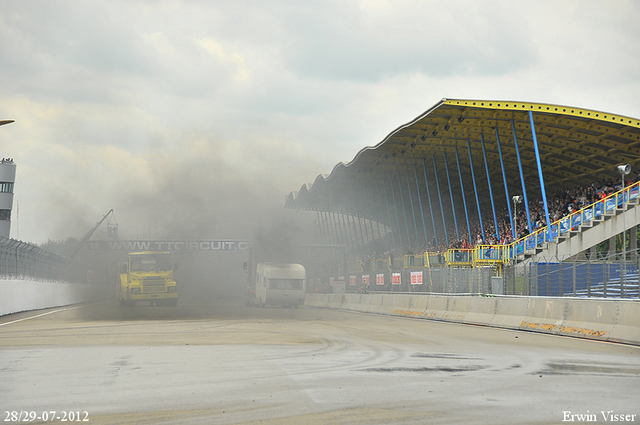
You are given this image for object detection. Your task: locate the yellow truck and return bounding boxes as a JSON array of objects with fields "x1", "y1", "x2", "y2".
[{"x1": 117, "y1": 251, "x2": 177, "y2": 307}]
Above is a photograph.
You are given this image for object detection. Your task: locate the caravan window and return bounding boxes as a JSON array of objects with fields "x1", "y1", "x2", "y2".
[{"x1": 268, "y1": 279, "x2": 303, "y2": 290}]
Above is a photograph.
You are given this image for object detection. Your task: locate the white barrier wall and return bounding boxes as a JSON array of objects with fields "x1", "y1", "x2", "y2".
[
  {"x1": 305, "y1": 293, "x2": 640, "y2": 346},
  {"x1": 0, "y1": 279, "x2": 111, "y2": 316}
]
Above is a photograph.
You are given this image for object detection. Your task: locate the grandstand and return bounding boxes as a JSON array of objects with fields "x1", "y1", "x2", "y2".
[{"x1": 285, "y1": 98, "x2": 640, "y2": 298}]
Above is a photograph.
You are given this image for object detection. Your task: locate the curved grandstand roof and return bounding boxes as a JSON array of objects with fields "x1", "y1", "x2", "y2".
[{"x1": 285, "y1": 98, "x2": 640, "y2": 216}]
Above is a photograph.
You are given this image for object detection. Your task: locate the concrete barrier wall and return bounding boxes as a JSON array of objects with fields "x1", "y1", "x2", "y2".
[
  {"x1": 0, "y1": 279, "x2": 111, "y2": 316},
  {"x1": 305, "y1": 293, "x2": 640, "y2": 346},
  {"x1": 466, "y1": 297, "x2": 497, "y2": 325}
]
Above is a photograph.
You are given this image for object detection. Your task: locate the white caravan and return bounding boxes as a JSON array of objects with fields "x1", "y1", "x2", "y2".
[{"x1": 254, "y1": 262, "x2": 306, "y2": 308}]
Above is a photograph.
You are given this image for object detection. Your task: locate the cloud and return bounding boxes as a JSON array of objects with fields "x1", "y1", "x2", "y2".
[
  {"x1": 280, "y1": 1, "x2": 537, "y2": 81},
  {"x1": 196, "y1": 37, "x2": 252, "y2": 85},
  {"x1": 1, "y1": 0, "x2": 640, "y2": 245}
]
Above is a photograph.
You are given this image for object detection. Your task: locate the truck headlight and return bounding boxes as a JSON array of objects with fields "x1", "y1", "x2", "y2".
[
  {"x1": 167, "y1": 286, "x2": 176, "y2": 292},
  {"x1": 130, "y1": 287, "x2": 141, "y2": 293}
]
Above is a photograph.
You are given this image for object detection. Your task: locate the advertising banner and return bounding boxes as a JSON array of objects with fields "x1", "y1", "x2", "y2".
[{"x1": 87, "y1": 240, "x2": 250, "y2": 251}]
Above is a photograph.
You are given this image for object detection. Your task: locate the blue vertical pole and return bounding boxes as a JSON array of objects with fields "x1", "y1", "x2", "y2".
[
  {"x1": 529, "y1": 111, "x2": 553, "y2": 240},
  {"x1": 443, "y1": 152, "x2": 460, "y2": 240},
  {"x1": 318, "y1": 210, "x2": 328, "y2": 244},
  {"x1": 480, "y1": 133, "x2": 500, "y2": 241},
  {"x1": 353, "y1": 198, "x2": 364, "y2": 251},
  {"x1": 340, "y1": 212, "x2": 352, "y2": 251},
  {"x1": 382, "y1": 179, "x2": 397, "y2": 253},
  {"x1": 511, "y1": 119, "x2": 533, "y2": 234},
  {"x1": 422, "y1": 158, "x2": 438, "y2": 249},
  {"x1": 455, "y1": 146, "x2": 473, "y2": 245},
  {"x1": 354, "y1": 196, "x2": 368, "y2": 249},
  {"x1": 339, "y1": 211, "x2": 348, "y2": 247},
  {"x1": 405, "y1": 170, "x2": 421, "y2": 251},
  {"x1": 362, "y1": 187, "x2": 376, "y2": 251},
  {"x1": 335, "y1": 211, "x2": 343, "y2": 246},
  {"x1": 358, "y1": 193, "x2": 370, "y2": 248},
  {"x1": 414, "y1": 164, "x2": 430, "y2": 249},
  {"x1": 347, "y1": 210, "x2": 358, "y2": 251},
  {"x1": 382, "y1": 173, "x2": 404, "y2": 251},
  {"x1": 378, "y1": 185, "x2": 393, "y2": 253},
  {"x1": 326, "y1": 211, "x2": 335, "y2": 245},
  {"x1": 348, "y1": 197, "x2": 362, "y2": 252},
  {"x1": 333, "y1": 211, "x2": 345, "y2": 246},
  {"x1": 326, "y1": 210, "x2": 336, "y2": 244},
  {"x1": 389, "y1": 173, "x2": 404, "y2": 251},
  {"x1": 432, "y1": 156, "x2": 449, "y2": 247},
  {"x1": 322, "y1": 211, "x2": 333, "y2": 262},
  {"x1": 467, "y1": 139, "x2": 486, "y2": 242},
  {"x1": 495, "y1": 127, "x2": 515, "y2": 241},
  {"x1": 396, "y1": 171, "x2": 412, "y2": 251},
  {"x1": 369, "y1": 186, "x2": 384, "y2": 252}
]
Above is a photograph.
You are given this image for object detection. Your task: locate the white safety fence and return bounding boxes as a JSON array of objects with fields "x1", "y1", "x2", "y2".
[{"x1": 0, "y1": 237, "x2": 110, "y2": 316}]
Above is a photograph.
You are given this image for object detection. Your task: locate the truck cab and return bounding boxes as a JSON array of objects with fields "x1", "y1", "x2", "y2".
[{"x1": 117, "y1": 251, "x2": 177, "y2": 307}]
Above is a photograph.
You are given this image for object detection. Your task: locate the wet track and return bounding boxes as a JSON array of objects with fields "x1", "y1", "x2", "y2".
[{"x1": 1, "y1": 298, "x2": 639, "y2": 424}]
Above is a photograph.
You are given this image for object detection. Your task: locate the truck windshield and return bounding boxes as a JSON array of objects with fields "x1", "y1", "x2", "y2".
[
  {"x1": 130, "y1": 254, "x2": 172, "y2": 272},
  {"x1": 268, "y1": 279, "x2": 303, "y2": 290}
]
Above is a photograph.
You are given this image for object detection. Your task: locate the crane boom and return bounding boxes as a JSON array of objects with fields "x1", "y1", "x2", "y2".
[{"x1": 71, "y1": 209, "x2": 115, "y2": 258}]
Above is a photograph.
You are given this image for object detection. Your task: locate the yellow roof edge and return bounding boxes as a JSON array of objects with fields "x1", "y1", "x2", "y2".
[{"x1": 442, "y1": 98, "x2": 640, "y2": 128}]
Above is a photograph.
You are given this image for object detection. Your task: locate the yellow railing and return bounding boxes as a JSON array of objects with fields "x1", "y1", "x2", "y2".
[
  {"x1": 506, "y1": 181, "x2": 639, "y2": 260},
  {"x1": 445, "y1": 249, "x2": 473, "y2": 267},
  {"x1": 403, "y1": 254, "x2": 424, "y2": 268},
  {"x1": 473, "y1": 245, "x2": 503, "y2": 266}
]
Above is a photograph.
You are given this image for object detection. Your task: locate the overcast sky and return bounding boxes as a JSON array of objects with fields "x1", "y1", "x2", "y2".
[{"x1": 1, "y1": 0, "x2": 639, "y2": 245}]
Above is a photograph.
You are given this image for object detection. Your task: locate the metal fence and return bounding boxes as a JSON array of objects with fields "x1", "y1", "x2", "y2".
[
  {"x1": 324, "y1": 266, "x2": 494, "y2": 295},
  {"x1": 503, "y1": 251, "x2": 640, "y2": 299},
  {"x1": 0, "y1": 237, "x2": 81, "y2": 282},
  {"x1": 328, "y1": 250, "x2": 640, "y2": 299},
  {"x1": 419, "y1": 266, "x2": 494, "y2": 294}
]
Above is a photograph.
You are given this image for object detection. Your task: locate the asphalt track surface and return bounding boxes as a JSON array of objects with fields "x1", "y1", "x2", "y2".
[{"x1": 1, "y1": 297, "x2": 639, "y2": 425}]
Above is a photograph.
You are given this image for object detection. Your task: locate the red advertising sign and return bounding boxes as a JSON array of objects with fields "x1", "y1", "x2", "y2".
[
  {"x1": 362, "y1": 274, "x2": 370, "y2": 286},
  {"x1": 376, "y1": 273, "x2": 385, "y2": 285},
  {"x1": 392, "y1": 272, "x2": 401, "y2": 285},
  {"x1": 410, "y1": 271, "x2": 423, "y2": 285},
  {"x1": 350, "y1": 275, "x2": 356, "y2": 286}
]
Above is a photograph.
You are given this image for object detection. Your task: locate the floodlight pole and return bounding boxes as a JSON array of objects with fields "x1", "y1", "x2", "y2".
[
  {"x1": 513, "y1": 197, "x2": 518, "y2": 241},
  {"x1": 622, "y1": 172, "x2": 626, "y2": 298},
  {"x1": 512, "y1": 195, "x2": 521, "y2": 242},
  {"x1": 618, "y1": 164, "x2": 631, "y2": 297}
]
